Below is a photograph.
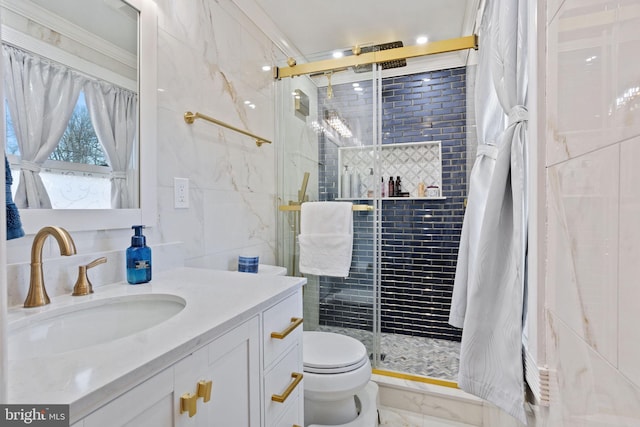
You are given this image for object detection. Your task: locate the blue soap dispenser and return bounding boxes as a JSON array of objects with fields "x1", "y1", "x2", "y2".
[{"x1": 127, "y1": 225, "x2": 152, "y2": 284}]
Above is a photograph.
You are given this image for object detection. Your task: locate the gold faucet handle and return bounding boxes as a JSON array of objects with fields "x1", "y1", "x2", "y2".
[
  {"x1": 72, "y1": 257, "x2": 107, "y2": 296},
  {"x1": 85, "y1": 257, "x2": 108, "y2": 269}
]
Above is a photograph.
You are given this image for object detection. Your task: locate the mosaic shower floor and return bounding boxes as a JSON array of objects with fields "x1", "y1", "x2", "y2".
[{"x1": 317, "y1": 326, "x2": 461, "y2": 382}]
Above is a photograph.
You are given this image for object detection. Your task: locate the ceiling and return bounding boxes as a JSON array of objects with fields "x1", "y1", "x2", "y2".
[{"x1": 233, "y1": 0, "x2": 481, "y2": 63}]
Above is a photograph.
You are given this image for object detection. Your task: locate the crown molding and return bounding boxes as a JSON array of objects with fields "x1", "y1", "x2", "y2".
[{"x1": 0, "y1": 0, "x2": 136, "y2": 69}]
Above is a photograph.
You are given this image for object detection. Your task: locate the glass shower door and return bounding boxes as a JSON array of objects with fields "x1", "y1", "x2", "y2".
[
  {"x1": 276, "y1": 58, "x2": 467, "y2": 384},
  {"x1": 275, "y1": 62, "x2": 382, "y2": 364}
]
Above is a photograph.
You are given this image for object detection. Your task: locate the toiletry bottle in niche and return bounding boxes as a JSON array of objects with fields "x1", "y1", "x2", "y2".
[
  {"x1": 351, "y1": 170, "x2": 361, "y2": 199},
  {"x1": 381, "y1": 177, "x2": 386, "y2": 198},
  {"x1": 417, "y1": 181, "x2": 426, "y2": 197},
  {"x1": 395, "y1": 176, "x2": 402, "y2": 196},
  {"x1": 388, "y1": 177, "x2": 395, "y2": 198},
  {"x1": 127, "y1": 225, "x2": 152, "y2": 284},
  {"x1": 367, "y1": 168, "x2": 374, "y2": 198},
  {"x1": 341, "y1": 165, "x2": 351, "y2": 198}
]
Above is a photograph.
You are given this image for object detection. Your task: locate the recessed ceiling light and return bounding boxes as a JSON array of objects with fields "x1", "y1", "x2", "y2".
[
  {"x1": 244, "y1": 100, "x2": 251, "y2": 105},
  {"x1": 416, "y1": 36, "x2": 428, "y2": 45},
  {"x1": 261, "y1": 65, "x2": 271, "y2": 71},
  {"x1": 354, "y1": 87, "x2": 363, "y2": 92},
  {"x1": 332, "y1": 51, "x2": 344, "y2": 59},
  {"x1": 352, "y1": 83, "x2": 360, "y2": 87}
]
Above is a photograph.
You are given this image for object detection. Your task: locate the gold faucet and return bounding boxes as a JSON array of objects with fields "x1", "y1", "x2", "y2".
[
  {"x1": 24, "y1": 226, "x2": 77, "y2": 308},
  {"x1": 72, "y1": 257, "x2": 107, "y2": 296}
]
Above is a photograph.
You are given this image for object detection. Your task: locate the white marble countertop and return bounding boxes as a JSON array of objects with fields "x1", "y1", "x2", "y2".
[{"x1": 7, "y1": 267, "x2": 306, "y2": 422}]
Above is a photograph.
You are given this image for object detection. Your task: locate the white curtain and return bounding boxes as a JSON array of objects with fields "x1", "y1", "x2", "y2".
[
  {"x1": 84, "y1": 80, "x2": 138, "y2": 208},
  {"x1": 449, "y1": 0, "x2": 529, "y2": 423},
  {"x1": 3, "y1": 45, "x2": 82, "y2": 208}
]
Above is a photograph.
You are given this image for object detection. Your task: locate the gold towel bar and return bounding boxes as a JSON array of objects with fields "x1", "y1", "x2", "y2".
[
  {"x1": 184, "y1": 111, "x2": 272, "y2": 147},
  {"x1": 278, "y1": 204, "x2": 373, "y2": 212}
]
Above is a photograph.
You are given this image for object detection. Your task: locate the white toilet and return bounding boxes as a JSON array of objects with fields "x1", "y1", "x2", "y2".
[
  {"x1": 253, "y1": 265, "x2": 378, "y2": 426},
  {"x1": 303, "y1": 331, "x2": 378, "y2": 427}
]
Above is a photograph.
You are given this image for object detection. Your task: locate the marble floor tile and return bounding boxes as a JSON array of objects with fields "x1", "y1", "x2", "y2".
[
  {"x1": 379, "y1": 406, "x2": 425, "y2": 427},
  {"x1": 379, "y1": 406, "x2": 479, "y2": 427},
  {"x1": 317, "y1": 326, "x2": 460, "y2": 381}
]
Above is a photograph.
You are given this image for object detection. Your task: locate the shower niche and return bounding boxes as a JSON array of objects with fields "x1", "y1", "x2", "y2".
[{"x1": 337, "y1": 141, "x2": 444, "y2": 200}]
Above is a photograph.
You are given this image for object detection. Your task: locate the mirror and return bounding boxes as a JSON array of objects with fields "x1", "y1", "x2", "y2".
[{"x1": 1, "y1": 0, "x2": 157, "y2": 233}]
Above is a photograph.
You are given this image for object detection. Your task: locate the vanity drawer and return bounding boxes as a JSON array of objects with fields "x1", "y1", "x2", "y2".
[
  {"x1": 264, "y1": 344, "x2": 303, "y2": 427},
  {"x1": 272, "y1": 391, "x2": 302, "y2": 427},
  {"x1": 263, "y1": 289, "x2": 303, "y2": 368}
]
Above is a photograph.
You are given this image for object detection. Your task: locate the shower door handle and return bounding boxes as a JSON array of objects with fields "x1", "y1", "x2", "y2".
[{"x1": 271, "y1": 317, "x2": 303, "y2": 339}]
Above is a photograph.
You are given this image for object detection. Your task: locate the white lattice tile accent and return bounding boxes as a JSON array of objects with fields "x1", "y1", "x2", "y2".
[{"x1": 339, "y1": 141, "x2": 442, "y2": 198}]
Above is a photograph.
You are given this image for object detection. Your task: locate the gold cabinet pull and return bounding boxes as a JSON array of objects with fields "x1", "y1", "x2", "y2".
[
  {"x1": 271, "y1": 317, "x2": 303, "y2": 339},
  {"x1": 180, "y1": 392, "x2": 197, "y2": 417},
  {"x1": 271, "y1": 372, "x2": 303, "y2": 403},
  {"x1": 197, "y1": 380, "x2": 212, "y2": 403}
]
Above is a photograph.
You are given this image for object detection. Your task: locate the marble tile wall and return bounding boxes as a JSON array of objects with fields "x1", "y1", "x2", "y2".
[
  {"x1": 5, "y1": 0, "x2": 282, "y2": 306},
  {"x1": 365, "y1": 1, "x2": 640, "y2": 426},
  {"x1": 542, "y1": 0, "x2": 640, "y2": 426},
  {"x1": 153, "y1": 0, "x2": 279, "y2": 271}
]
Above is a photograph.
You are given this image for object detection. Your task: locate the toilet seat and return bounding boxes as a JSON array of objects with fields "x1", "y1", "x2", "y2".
[{"x1": 303, "y1": 332, "x2": 369, "y2": 374}]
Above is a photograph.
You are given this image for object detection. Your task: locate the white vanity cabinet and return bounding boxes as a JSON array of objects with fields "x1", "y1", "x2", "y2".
[
  {"x1": 173, "y1": 316, "x2": 260, "y2": 426},
  {"x1": 80, "y1": 317, "x2": 260, "y2": 427},
  {"x1": 70, "y1": 281, "x2": 304, "y2": 427},
  {"x1": 262, "y1": 290, "x2": 304, "y2": 427}
]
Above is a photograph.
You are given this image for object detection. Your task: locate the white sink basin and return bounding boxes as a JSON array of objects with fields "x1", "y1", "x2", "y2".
[{"x1": 9, "y1": 294, "x2": 186, "y2": 360}]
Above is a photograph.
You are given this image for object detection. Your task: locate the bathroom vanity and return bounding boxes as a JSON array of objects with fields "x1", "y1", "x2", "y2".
[{"x1": 7, "y1": 268, "x2": 305, "y2": 426}]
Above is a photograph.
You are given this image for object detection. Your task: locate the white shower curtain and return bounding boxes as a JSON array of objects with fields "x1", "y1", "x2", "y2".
[
  {"x1": 449, "y1": 0, "x2": 529, "y2": 423},
  {"x1": 3, "y1": 45, "x2": 82, "y2": 208}
]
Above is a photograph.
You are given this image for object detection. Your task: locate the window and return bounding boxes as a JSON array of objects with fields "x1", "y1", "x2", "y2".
[{"x1": 5, "y1": 93, "x2": 112, "y2": 209}]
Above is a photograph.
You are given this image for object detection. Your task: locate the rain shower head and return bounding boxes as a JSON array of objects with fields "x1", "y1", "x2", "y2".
[{"x1": 353, "y1": 41, "x2": 407, "y2": 73}]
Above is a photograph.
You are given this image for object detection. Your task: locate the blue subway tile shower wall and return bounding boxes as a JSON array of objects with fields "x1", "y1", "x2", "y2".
[{"x1": 317, "y1": 68, "x2": 466, "y2": 342}]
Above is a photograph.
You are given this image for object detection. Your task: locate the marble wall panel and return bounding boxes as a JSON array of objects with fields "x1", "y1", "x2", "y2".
[
  {"x1": 546, "y1": 145, "x2": 619, "y2": 365},
  {"x1": 618, "y1": 136, "x2": 640, "y2": 387},
  {"x1": 546, "y1": 0, "x2": 640, "y2": 166}
]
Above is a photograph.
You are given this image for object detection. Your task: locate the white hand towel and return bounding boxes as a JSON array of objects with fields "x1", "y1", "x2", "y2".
[{"x1": 298, "y1": 201, "x2": 353, "y2": 277}]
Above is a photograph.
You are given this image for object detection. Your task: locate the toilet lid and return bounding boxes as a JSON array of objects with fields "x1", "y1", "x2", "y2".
[{"x1": 303, "y1": 331, "x2": 369, "y2": 374}]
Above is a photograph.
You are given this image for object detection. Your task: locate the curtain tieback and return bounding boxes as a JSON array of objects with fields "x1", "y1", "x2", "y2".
[
  {"x1": 110, "y1": 171, "x2": 127, "y2": 181},
  {"x1": 508, "y1": 105, "x2": 528, "y2": 127},
  {"x1": 20, "y1": 160, "x2": 41, "y2": 173},
  {"x1": 476, "y1": 144, "x2": 498, "y2": 160}
]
